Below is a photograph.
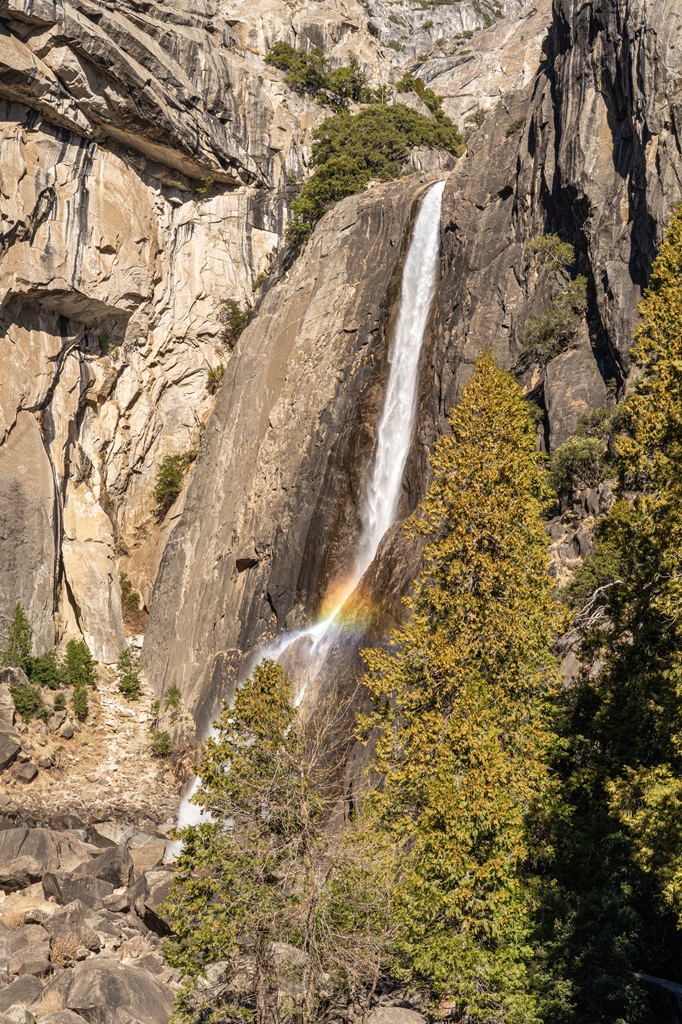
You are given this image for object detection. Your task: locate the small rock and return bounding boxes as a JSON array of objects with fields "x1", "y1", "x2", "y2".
[
  {"x1": 16, "y1": 763, "x2": 38, "y2": 784},
  {"x1": 23, "y1": 907, "x2": 50, "y2": 925},
  {"x1": 20, "y1": 740, "x2": 34, "y2": 752},
  {"x1": 59, "y1": 722, "x2": 74, "y2": 741},
  {"x1": 37, "y1": 756, "x2": 53, "y2": 769},
  {"x1": 16, "y1": 751, "x2": 30, "y2": 764}
]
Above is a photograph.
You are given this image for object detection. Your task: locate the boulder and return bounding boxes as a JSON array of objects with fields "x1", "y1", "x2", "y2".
[
  {"x1": 74, "y1": 846, "x2": 133, "y2": 888},
  {"x1": 45, "y1": 900, "x2": 102, "y2": 953},
  {"x1": 15, "y1": 763, "x2": 38, "y2": 785},
  {"x1": 66, "y1": 958, "x2": 173, "y2": 1024},
  {"x1": 0, "y1": 681, "x2": 16, "y2": 729},
  {"x1": 366, "y1": 1011, "x2": 426, "y2": 1024},
  {"x1": 7, "y1": 940, "x2": 51, "y2": 976},
  {"x1": 0, "y1": 975, "x2": 43, "y2": 1012},
  {"x1": 0, "y1": 827, "x2": 96, "y2": 891},
  {"x1": 127, "y1": 835, "x2": 166, "y2": 877},
  {"x1": 0, "y1": 733, "x2": 21, "y2": 774},
  {"x1": 58, "y1": 722, "x2": 75, "y2": 741},
  {"x1": 2, "y1": 1008, "x2": 36, "y2": 1024},
  {"x1": 42, "y1": 873, "x2": 114, "y2": 910}
]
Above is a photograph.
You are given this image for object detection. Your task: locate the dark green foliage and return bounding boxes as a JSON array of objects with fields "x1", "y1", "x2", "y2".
[
  {"x1": 72, "y1": 681, "x2": 88, "y2": 722},
  {"x1": 29, "y1": 650, "x2": 63, "y2": 690},
  {"x1": 150, "y1": 728, "x2": 172, "y2": 757},
  {"x1": 395, "y1": 73, "x2": 450, "y2": 124},
  {"x1": 549, "y1": 436, "x2": 605, "y2": 499},
  {"x1": 154, "y1": 449, "x2": 199, "y2": 519},
  {"x1": 362, "y1": 353, "x2": 561, "y2": 1020},
  {"x1": 53, "y1": 691, "x2": 67, "y2": 712},
  {"x1": 265, "y1": 43, "x2": 367, "y2": 108},
  {"x1": 287, "y1": 104, "x2": 463, "y2": 245},
  {"x1": 530, "y1": 204, "x2": 682, "y2": 1024},
  {"x1": 506, "y1": 116, "x2": 526, "y2": 137},
  {"x1": 117, "y1": 645, "x2": 142, "y2": 700},
  {"x1": 220, "y1": 299, "x2": 249, "y2": 350},
  {"x1": 527, "y1": 233, "x2": 575, "y2": 270},
  {"x1": 164, "y1": 661, "x2": 397, "y2": 1022},
  {"x1": 206, "y1": 363, "x2": 225, "y2": 394},
  {"x1": 119, "y1": 572, "x2": 139, "y2": 617},
  {"x1": 0, "y1": 603, "x2": 32, "y2": 674},
  {"x1": 563, "y1": 523, "x2": 625, "y2": 609},
  {"x1": 63, "y1": 639, "x2": 97, "y2": 689},
  {"x1": 164, "y1": 683, "x2": 181, "y2": 721},
  {"x1": 524, "y1": 276, "x2": 588, "y2": 364},
  {"x1": 10, "y1": 681, "x2": 46, "y2": 722},
  {"x1": 119, "y1": 572, "x2": 147, "y2": 633}
]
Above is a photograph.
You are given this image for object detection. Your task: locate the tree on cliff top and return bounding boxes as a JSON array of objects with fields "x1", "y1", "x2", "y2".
[
  {"x1": 164, "y1": 660, "x2": 397, "y2": 1023},
  {"x1": 361, "y1": 352, "x2": 561, "y2": 1022}
]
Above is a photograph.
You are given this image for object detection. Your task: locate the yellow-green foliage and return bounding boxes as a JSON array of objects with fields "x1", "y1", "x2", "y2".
[
  {"x1": 595, "y1": 204, "x2": 682, "y2": 923},
  {"x1": 362, "y1": 352, "x2": 561, "y2": 1021}
]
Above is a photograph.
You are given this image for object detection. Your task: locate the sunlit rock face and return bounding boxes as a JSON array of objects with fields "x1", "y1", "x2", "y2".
[{"x1": 0, "y1": 0, "x2": 389, "y2": 655}]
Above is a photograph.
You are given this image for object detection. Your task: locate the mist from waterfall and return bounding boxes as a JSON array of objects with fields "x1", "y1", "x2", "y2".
[{"x1": 174, "y1": 179, "x2": 445, "y2": 834}]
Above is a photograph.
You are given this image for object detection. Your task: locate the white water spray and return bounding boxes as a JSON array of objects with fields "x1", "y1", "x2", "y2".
[{"x1": 174, "y1": 180, "x2": 445, "y2": 834}]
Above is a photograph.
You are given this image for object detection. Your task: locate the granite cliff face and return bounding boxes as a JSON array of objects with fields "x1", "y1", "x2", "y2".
[
  {"x1": 0, "y1": 0, "x2": 680, "y2": 726},
  {"x1": 0, "y1": 0, "x2": 389, "y2": 659},
  {"x1": 144, "y1": 0, "x2": 682, "y2": 729}
]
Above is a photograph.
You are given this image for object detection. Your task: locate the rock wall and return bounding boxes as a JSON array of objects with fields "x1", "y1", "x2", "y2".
[
  {"x1": 143, "y1": 175, "x2": 439, "y2": 728},
  {"x1": 144, "y1": 0, "x2": 682, "y2": 728},
  {"x1": 0, "y1": 0, "x2": 393, "y2": 659}
]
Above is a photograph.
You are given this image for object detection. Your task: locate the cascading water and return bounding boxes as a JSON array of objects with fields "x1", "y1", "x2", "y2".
[{"x1": 174, "y1": 180, "x2": 445, "y2": 833}]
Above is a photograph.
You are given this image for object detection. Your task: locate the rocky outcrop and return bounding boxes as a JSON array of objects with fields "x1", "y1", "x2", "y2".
[{"x1": 0, "y1": 819, "x2": 177, "y2": 1023}]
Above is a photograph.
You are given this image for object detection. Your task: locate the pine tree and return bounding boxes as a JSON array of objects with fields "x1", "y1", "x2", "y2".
[
  {"x1": 117, "y1": 646, "x2": 141, "y2": 700},
  {"x1": 587, "y1": 203, "x2": 682, "y2": 922},
  {"x1": 531, "y1": 204, "x2": 682, "y2": 1024},
  {"x1": 164, "y1": 660, "x2": 397, "y2": 1023},
  {"x1": 72, "y1": 680, "x2": 88, "y2": 722},
  {"x1": 63, "y1": 639, "x2": 97, "y2": 689},
  {"x1": 0, "y1": 603, "x2": 32, "y2": 673},
  {"x1": 362, "y1": 352, "x2": 560, "y2": 1023}
]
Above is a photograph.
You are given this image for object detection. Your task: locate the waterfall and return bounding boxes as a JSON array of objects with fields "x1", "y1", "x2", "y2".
[
  {"x1": 173, "y1": 180, "x2": 445, "y2": 834},
  {"x1": 353, "y1": 178, "x2": 445, "y2": 582}
]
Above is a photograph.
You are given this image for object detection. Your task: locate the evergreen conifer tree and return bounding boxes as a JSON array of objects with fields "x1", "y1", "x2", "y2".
[
  {"x1": 532, "y1": 204, "x2": 682, "y2": 1024},
  {"x1": 0, "y1": 603, "x2": 32, "y2": 674},
  {"x1": 362, "y1": 352, "x2": 560, "y2": 1023},
  {"x1": 164, "y1": 660, "x2": 397, "y2": 1023}
]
